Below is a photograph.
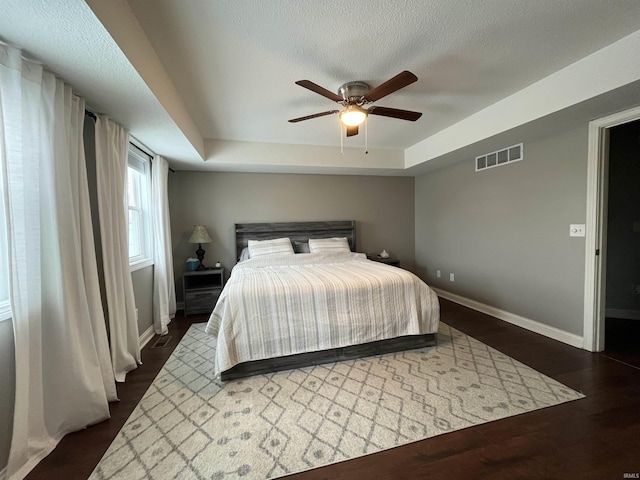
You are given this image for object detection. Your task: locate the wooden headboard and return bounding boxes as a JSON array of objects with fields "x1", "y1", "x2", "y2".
[{"x1": 235, "y1": 220, "x2": 356, "y2": 260}]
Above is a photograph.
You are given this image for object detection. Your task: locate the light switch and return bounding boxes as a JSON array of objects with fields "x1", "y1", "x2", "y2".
[{"x1": 569, "y1": 224, "x2": 585, "y2": 237}]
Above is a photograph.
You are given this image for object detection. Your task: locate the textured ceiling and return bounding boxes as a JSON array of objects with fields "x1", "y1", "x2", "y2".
[
  {"x1": 127, "y1": 0, "x2": 640, "y2": 150},
  {"x1": 1, "y1": 0, "x2": 640, "y2": 172},
  {"x1": 0, "y1": 0, "x2": 202, "y2": 165}
]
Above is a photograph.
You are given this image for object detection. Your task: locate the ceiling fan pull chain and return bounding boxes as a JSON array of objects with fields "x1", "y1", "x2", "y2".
[{"x1": 365, "y1": 117, "x2": 368, "y2": 155}]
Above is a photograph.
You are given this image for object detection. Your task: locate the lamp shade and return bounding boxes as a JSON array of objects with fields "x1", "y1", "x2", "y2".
[{"x1": 188, "y1": 225, "x2": 212, "y2": 244}]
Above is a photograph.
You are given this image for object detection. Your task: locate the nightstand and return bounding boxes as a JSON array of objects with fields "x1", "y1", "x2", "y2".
[
  {"x1": 183, "y1": 268, "x2": 224, "y2": 316},
  {"x1": 366, "y1": 254, "x2": 400, "y2": 268}
]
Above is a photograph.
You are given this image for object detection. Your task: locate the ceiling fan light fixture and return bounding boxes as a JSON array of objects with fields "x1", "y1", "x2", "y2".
[{"x1": 340, "y1": 105, "x2": 367, "y2": 126}]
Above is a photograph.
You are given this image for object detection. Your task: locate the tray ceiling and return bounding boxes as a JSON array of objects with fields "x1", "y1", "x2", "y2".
[{"x1": 1, "y1": 0, "x2": 640, "y2": 173}]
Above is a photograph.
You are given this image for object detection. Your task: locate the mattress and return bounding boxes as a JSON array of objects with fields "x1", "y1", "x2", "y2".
[{"x1": 205, "y1": 252, "x2": 440, "y2": 376}]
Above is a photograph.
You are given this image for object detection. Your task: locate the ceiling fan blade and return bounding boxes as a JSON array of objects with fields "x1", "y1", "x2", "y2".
[
  {"x1": 346, "y1": 125, "x2": 359, "y2": 137},
  {"x1": 367, "y1": 106, "x2": 422, "y2": 121},
  {"x1": 288, "y1": 110, "x2": 339, "y2": 123},
  {"x1": 295, "y1": 80, "x2": 343, "y2": 103},
  {"x1": 363, "y1": 71, "x2": 418, "y2": 103}
]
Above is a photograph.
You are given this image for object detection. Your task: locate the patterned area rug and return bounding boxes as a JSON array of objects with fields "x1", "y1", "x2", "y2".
[{"x1": 90, "y1": 323, "x2": 584, "y2": 479}]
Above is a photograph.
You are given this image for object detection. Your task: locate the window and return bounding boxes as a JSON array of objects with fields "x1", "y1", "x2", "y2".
[
  {"x1": 0, "y1": 173, "x2": 10, "y2": 321},
  {"x1": 127, "y1": 144, "x2": 153, "y2": 271}
]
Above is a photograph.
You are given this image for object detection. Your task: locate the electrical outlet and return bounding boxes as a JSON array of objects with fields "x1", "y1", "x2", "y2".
[
  {"x1": 436, "y1": 270, "x2": 441, "y2": 278},
  {"x1": 450, "y1": 273, "x2": 455, "y2": 282}
]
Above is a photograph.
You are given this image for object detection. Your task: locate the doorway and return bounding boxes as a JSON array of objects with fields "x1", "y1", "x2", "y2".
[
  {"x1": 602, "y1": 119, "x2": 640, "y2": 368},
  {"x1": 583, "y1": 105, "x2": 640, "y2": 354}
]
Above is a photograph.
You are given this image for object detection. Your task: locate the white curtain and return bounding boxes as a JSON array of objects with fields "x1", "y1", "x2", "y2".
[
  {"x1": 151, "y1": 155, "x2": 176, "y2": 335},
  {"x1": 94, "y1": 115, "x2": 141, "y2": 381},
  {"x1": 0, "y1": 43, "x2": 117, "y2": 480}
]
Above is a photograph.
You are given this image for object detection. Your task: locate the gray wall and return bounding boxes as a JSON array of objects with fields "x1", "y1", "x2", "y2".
[
  {"x1": 605, "y1": 119, "x2": 640, "y2": 314},
  {"x1": 415, "y1": 124, "x2": 588, "y2": 336},
  {"x1": 0, "y1": 319, "x2": 15, "y2": 473},
  {"x1": 132, "y1": 266, "x2": 154, "y2": 334},
  {"x1": 168, "y1": 171, "x2": 415, "y2": 302}
]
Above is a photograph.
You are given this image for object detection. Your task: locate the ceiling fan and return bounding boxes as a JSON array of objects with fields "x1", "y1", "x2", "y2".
[{"x1": 288, "y1": 71, "x2": 422, "y2": 137}]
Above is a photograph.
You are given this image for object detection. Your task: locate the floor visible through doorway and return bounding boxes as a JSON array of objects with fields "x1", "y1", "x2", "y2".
[{"x1": 604, "y1": 317, "x2": 640, "y2": 369}]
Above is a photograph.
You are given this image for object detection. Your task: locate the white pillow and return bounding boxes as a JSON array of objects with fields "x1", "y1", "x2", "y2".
[
  {"x1": 308, "y1": 237, "x2": 351, "y2": 253},
  {"x1": 247, "y1": 237, "x2": 294, "y2": 258}
]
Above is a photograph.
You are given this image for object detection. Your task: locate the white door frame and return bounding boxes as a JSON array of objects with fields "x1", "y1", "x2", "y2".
[{"x1": 583, "y1": 105, "x2": 640, "y2": 351}]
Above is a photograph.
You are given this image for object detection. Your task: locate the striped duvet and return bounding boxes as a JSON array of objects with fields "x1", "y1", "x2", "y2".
[{"x1": 205, "y1": 252, "x2": 440, "y2": 376}]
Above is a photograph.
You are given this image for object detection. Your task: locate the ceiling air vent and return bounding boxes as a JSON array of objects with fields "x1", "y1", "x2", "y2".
[{"x1": 476, "y1": 143, "x2": 523, "y2": 171}]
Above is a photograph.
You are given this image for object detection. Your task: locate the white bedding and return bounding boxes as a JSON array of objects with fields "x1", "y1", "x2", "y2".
[{"x1": 205, "y1": 252, "x2": 440, "y2": 376}]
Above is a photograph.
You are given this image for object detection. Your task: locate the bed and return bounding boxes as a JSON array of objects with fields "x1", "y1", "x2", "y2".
[{"x1": 205, "y1": 221, "x2": 440, "y2": 381}]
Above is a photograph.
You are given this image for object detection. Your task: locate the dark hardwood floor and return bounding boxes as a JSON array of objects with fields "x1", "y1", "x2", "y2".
[{"x1": 26, "y1": 299, "x2": 640, "y2": 480}]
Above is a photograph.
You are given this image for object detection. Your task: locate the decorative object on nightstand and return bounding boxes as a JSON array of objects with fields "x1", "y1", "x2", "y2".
[
  {"x1": 185, "y1": 257, "x2": 199, "y2": 271},
  {"x1": 215, "y1": 261, "x2": 221, "y2": 268},
  {"x1": 183, "y1": 268, "x2": 224, "y2": 316},
  {"x1": 379, "y1": 249, "x2": 390, "y2": 258},
  {"x1": 188, "y1": 225, "x2": 212, "y2": 271}
]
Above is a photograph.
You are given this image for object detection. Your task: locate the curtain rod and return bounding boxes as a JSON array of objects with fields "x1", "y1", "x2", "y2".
[{"x1": 84, "y1": 110, "x2": 175, "y2": 173}]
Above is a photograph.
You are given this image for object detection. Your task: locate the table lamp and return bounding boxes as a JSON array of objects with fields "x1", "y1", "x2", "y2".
[{"x1": 188, "y1": 225, "x2": 212, "y2": 270}]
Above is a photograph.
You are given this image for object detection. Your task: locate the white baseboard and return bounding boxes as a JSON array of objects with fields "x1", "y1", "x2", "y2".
[
  {"x1": 139, "y1": 324, "x2": 156, "y2": 349},
  {"x1": 433, "y1": 288, "x2": 584, "y2": 349},
  {"x1": 605, "y1": 308, "x2": 640, "y2": 321}
]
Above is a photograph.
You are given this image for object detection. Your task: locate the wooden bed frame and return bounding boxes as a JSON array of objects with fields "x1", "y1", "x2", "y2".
[{"x1": 221, "y1": 220, "x2": 437, "y2": 381}]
